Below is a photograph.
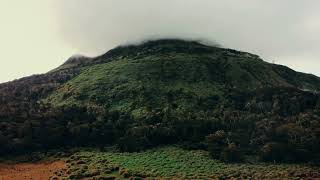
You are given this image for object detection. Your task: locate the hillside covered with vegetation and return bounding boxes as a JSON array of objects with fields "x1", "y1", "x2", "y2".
[{"x1": 0, "y1": 39, "x2": 320, "y2": 166}]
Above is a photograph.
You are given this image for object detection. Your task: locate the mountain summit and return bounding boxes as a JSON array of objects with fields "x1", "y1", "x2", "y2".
[{"x1": 0, "y1": 39, "x2": 319, "y2": 163}]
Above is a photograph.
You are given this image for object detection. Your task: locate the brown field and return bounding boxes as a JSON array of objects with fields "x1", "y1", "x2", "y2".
[{"x1": 0, "y1": 161, "x2": 66, "y2": 180}]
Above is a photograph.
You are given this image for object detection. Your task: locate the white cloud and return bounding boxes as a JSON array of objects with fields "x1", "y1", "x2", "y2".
[
  {"x1": 0, "y1": 1, "x2": 77, "y2": 83},
  {"x1": 52, "y1": 0, "x2": 320, "y2": 77},
  {"x1": 0, "y1": 0, "x2": 319, "y2": 83}
]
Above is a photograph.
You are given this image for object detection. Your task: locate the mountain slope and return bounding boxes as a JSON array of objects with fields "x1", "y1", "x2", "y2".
[
  {"x1": 47, "y1": 40, "x2": 320, "y2": 112},
  {"x1": 0, "y1": 39, "x2": 319, "y2": 163}
]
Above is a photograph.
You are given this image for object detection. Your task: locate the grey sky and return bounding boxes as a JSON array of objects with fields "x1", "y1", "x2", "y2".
[{"x1": 0, "y1": 0, "x2": 319, "y2": 83}]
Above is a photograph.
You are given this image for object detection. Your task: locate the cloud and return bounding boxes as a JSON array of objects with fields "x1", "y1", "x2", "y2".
[
  {"x1": 0, "y1": 1, "x2": 77, "y2": 83},
  {"x1": 53, "y1": 0, "x2": 320, "y2": 75}
]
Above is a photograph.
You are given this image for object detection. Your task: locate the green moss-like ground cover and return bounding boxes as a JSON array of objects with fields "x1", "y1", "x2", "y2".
[
  {"x1": 65, "y1": 146, "x2": 320, "y2": 179},
  {"x1": 48, "y1": 54, "x2": 225, "y2": 110}
]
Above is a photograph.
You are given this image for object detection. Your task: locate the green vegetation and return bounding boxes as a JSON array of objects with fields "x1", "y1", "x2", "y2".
[
  {"x1": 48, "y1": 54, "x2": 226, "y2": 114},
  {"x1": 0, "y1": 39, "x2": 320, "y2": 168},
  {"x1": 48, "y1": 48, "x2": 319, "y2": 110},
  {"x1": 65, "y1": 146, "x2": 320, "y2": 179}
]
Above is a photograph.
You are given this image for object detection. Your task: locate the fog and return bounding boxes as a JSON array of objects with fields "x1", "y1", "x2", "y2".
[
  {"x1": 0, "y1": 0, "x2": 319, "y2": 83},
  {"x1": 54, "y1": 0, "x2": 320, "y2": 75}
]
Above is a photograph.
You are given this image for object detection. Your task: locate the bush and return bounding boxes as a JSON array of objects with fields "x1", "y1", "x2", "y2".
[
  {"x1": 220, "y1": 143, "x2": 243, "y2": 162},
  {"x1": 117, "y1": 125, "x2": 176, "y2": 152},
  {"x1": 117, "y1": 136, "x2": 150, "y2": 152},
  {"x1": 259, "y1": 142, "x2": 288, "y2": 162},
  {"x1": 206, "y1": 130, "x2": 227, "y2": 159}
]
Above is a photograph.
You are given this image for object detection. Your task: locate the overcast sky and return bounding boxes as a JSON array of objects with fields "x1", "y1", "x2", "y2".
[{"x1": 0, "y1": 0, "x2": 319, "y2": 83}]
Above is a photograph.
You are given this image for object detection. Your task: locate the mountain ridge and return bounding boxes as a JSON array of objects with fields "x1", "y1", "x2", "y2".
[{"x1": 2, "y1": 39, "x2": 319, "y2": 87}]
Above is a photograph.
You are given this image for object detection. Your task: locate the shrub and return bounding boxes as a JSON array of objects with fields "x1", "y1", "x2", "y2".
[
  {"x1": 220, "y1": 143, "x2": 243, "y2": 162},
  {"x1": 206, "y1": 130, "x2": 227, "y2": 159},
  {"x1": 259, "y1": 142, "x2": 288, "y2": 162},
  {"x1": 117, "y1": 125, "x2": 176, "y2": 152},
  {"x1": 117, "y1": 135, "x2": 150, "y2": 152}
]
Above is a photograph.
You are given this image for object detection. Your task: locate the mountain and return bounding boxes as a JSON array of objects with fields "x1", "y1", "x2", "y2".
[
  {"x1": 0, "y1": 39, "x2": 319, "y2": 163},
  {"x1": 47, "y1": 40, "x2": 320, "y2": 110}
]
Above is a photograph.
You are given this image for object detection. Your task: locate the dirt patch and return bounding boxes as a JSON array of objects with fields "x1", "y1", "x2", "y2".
[{"x1": 0, "y1": 160, "x2": 66, "y2": 180}]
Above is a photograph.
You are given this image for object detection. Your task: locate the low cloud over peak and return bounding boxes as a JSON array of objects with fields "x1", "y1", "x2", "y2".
[{"x1": 54, "y1": 0, "x2": 320, "y2": 76}]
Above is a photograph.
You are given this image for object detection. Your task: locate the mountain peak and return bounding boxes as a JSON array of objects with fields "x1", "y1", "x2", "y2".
[
  {"x1": 50, "y1": 54, "x2": 92, "y2": 72},
  {"x1": 98, "y1": 39, "x2": 220, "y2": 59},
  {"x1": 64, "y1": 54, "x2": 91, "y2": 65},
  {"x1": 96, "y1": 39, "x2": 262, "y2": 64}
]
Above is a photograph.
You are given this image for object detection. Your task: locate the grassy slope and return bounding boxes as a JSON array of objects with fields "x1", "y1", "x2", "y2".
[
  {"x1": 48, "y1": 54, "x2": 223, "y2": 111},
  {"x1": 47, "y1": 45, "x2": 320, "y2": 115},
  {"x1": 66, "y1": 146, "x2": 320, "y2": 179}
]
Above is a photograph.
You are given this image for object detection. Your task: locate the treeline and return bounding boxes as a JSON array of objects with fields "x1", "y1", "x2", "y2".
[
  {"x1": 0, "y1": 66, "x2": 81, "y2": 119},
  {"x1": 0, "y1": 87, "x2": 319, "y2": 164}
]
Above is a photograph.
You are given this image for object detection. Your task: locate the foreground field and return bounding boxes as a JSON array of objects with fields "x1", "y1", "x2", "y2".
[
  {"x1": 0, "y1": 161, "x2": 66, "y2": 180},
  {"x1": 0, "y1": 146, "x2": 318, "y2": 179},
  {"x1": 66, "y1": 146, "x2": 320, "y2": 180}
]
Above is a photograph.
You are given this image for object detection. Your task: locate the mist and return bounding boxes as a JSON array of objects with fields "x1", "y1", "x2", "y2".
[{"x1": 52, "y1": 0, "x2": 320, "y2": 76}]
